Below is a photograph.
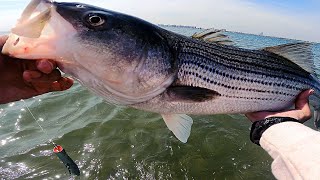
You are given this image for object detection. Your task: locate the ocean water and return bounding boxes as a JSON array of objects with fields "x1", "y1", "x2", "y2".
[{"x1": 0, "y1": 27, "x2": 319, "y2": 180}]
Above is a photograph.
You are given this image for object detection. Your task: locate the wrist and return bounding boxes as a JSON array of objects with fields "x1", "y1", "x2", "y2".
[{"x1": 250, "y1": 117, "x2": 301, "y2": 146}]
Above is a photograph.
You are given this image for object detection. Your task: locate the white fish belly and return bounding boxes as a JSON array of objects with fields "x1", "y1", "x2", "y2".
[{"x1": 132, "y1": 96, "x2": 295, "y2": 115}]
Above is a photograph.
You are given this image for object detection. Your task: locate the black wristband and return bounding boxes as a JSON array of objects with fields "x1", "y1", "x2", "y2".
[{"x1": 250, "y1": 117, "x2": 301, "y2": 146}]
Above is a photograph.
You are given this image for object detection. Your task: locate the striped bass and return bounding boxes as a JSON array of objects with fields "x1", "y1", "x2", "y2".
[{"x1": 2, "y1": 0, "x2": 320, "y2": 143}]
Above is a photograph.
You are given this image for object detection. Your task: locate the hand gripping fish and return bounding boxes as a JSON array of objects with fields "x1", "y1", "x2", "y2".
[{"x1": 3, "y1": 0, "x2": 320, "y2": 143}]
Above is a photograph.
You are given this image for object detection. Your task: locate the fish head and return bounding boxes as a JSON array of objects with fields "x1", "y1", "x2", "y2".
[{"x1": 2, "y1": 0, "x2": 176, "y2": 105}]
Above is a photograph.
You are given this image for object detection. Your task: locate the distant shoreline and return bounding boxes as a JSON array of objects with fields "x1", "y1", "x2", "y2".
[
  {"x1": 158, "y1": 24, "x2": 203, "y2": 30},
  {"x1": 159, "y1": 24, "x2": 314, "y2": 43},
  {"x1": 1, "y1": 25, "x2": 318, "y2": 43}
]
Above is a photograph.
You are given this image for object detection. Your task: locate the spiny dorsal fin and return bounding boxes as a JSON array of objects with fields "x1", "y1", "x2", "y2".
[
  {"x1": 192, "y1": 28, "x2": 224, "y2": 39},
  {"x1": 263, "y1": 42, "x2": 315, "y2": 73},
  {"x1": 192, "y1": 28, "x2": 234, "y2": 45}
]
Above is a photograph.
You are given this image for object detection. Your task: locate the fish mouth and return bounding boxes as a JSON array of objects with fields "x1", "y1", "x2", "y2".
[
  {"x1": 13, "y1": 0, "x2": 53, "y2": 38},
  {"x1": 2, "y1": 0, "x2": 76, "y2": 60}
]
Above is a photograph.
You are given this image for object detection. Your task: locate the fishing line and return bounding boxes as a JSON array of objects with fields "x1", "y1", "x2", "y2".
[
  {"x1": 20, "y1": 99, "x2": 80, "y2": 176},
  {"x1": 22, "y1": 100, "x2": 54, "y2": 143}
]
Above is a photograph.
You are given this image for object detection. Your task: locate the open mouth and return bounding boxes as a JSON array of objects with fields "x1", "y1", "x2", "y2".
[
  {"x1": 12, "y1": 0, "x2": 53, "y2": 38},
  {"x1": 2, "y1": 0, "x2": 76, "y2": 60}
]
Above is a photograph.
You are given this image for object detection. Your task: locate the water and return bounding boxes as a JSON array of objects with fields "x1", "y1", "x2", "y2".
[{"x1": 0, "y1": 26, "x2": 319, "y2": 179}]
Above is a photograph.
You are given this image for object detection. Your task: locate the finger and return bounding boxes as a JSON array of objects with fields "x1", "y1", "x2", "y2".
[
  {"x1": 27, "y1": 71, "x2": 70, "y2": 94},
  {"x1": 295, "y1": 89, "x2": 314, "y2": 121},
  {"x1": 295, "y1": 89, "x2": 314, "y2": 109},
  {"x1": 36, "y1": 59, "x2": 57, "y2": 74},
  {"x1": 50, "y1": 81, "x2": 62, "y2": 91},
  {"x1": 29, "y1": 80, "x2": 61, "y2": 94},
  {"x1": 29, "y1": 69, "x2": 61, "y2": 83},
  {"x1": 49, "y1": 77, "x2": 74, "y2": 91},
  {"x1": 23, "y1": 70, "x2": 42, "y2": 82},
  {"x1": 59, "y1": 77, "x2": 74, "y2": 90},
  {"x1": 49, "y1": 78, "x2": 70, "y2": 91},
  {"x1": 245, "y1": 112, "x2": 261, "y2": 121},
  {"x1": 0, "y1": 35, "x2": 8, "y2": 46},
  {"x1": 21, "y1": 59, "x2": 38, "y2": 71}
]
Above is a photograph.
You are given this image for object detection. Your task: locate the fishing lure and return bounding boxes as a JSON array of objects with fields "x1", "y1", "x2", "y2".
[
  {"x1": 53, "y1": 144, "x2": 81, "y2": 176},
  {"x1": 21, "y1": 100, "x2": 80, "y2": 176}
]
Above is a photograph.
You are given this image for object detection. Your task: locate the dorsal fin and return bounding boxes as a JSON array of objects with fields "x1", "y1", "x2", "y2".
[
  {"x1": 192, "y1": 28, "x2": 223, "y2": 39},
  {"x1": 192, "y1": 28, "x2": 234, "y2": 45},
  {"x1": 263, "y1": 42, "x2": 315, "y2": 73}
]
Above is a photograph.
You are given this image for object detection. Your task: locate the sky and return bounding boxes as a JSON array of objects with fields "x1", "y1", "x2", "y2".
[{"x1": 0, "y1": 0, "x2": 319, "y2": 42}]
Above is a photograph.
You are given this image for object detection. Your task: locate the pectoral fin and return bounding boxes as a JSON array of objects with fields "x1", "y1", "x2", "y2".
[
  {"x1": 161, "y1": 114, "x2": 193, "y2": 143},
  {"x1": 166, "y1": 86, "x2": 220, "y2": 102}
]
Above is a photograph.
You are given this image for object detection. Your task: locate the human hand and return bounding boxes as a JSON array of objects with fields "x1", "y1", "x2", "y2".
[
  {"x1": 0, "y1": 35, "x2": 73, "y2": 104},
  {"x1": 245, "y1": 89, "x2": 314, "y2": 123}
]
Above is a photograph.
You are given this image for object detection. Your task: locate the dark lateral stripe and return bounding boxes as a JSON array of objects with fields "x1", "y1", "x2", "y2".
[
  {"x1": 180, "y1": 69, "x2": 300, "y2": 97},
  {"x1": 181, "y1": 46, "x2": 308, "y2": 78},
  {"x1": 180, "y1": 51, "x2": 305, "y2": 80},
  {"x1": 221, "y1": 94, "x2": 287, "y2": 101},
  {"x1": 183, "y1": 41, "x2": 266, "y2": 62},
  {"x1": 188, "y1": 41, "x2": 277, "y2": 62},
  {"x1": 181, "y1": 60, "x2": 305, "y2": 90},
  {"x1": 181, "y1": 46, "x2": 305, "y2": 77},
  {"x1": 179, "y1": 54, "x2": 313, "y2": 87},
  {"x1": 183, "y1": 40, "x2": 307, "y2": 71}
]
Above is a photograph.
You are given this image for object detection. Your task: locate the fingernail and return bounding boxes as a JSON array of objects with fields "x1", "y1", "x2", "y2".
[
  {"x1": 23, "y1": 71, "x2": 42, "y2": 82},
  {"x1": 38, "y1": 60, "x2": 53, "y2": 74},
  {"x1": 50, "y1": 81, "x2": 62, "y2": 91},
  {"x1": 31, "y1": 71, "x2": 42, "y2": 79},
  {"x1": 23, "y1": 72, "x2": 32, "y2": 82},
  {"x1": 310, "y1": 89, "x2": 315, "y2": 94}
]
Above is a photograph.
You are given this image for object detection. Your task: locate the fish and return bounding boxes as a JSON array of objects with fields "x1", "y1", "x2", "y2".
[{"x1": 2, "y1": 0, "x2": 320, "y2": 143}]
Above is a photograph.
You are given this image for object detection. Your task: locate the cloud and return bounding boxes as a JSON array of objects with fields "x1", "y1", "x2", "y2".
[
  {"x1": 1, "y1": 0, "x2": 319, "y2": 42},
  {"x1": 63, "y1": 0, "x2": 320, "y2": 42},
  {"x1": 0, "y1": 1, "x2": 28, "y2": 32}
]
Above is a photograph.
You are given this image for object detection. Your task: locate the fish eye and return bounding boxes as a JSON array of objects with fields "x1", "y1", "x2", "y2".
[{"x1": 87, "y1": 15, "x2": 105, "y2": 26}]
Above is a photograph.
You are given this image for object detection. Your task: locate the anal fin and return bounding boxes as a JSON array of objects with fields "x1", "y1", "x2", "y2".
[{"x1": 161, "y1": 114, "x2": 193, "y2": 143}]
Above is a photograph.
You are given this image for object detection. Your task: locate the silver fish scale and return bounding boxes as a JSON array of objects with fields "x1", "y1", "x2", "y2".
[
  {"x1": 134, "y1": 35, "x2": 320, "y2": 114},
  {"x1": 177, "y1": 53, "x2": 302, "y2": 101},
  {"x1": 178, "y1": 39, "x2": 311, "y2": 80}
]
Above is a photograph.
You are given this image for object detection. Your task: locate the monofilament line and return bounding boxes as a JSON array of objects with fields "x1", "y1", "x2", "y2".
[{"x1": 20, "y1": 99, "x2": 57, "y2": 147}]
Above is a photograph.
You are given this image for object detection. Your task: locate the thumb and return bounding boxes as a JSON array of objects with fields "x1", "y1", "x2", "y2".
[
  {"x1": 0, "y1": 35, "x2": 8, "y2": 47},
  {"x1": 295, "y1": 89, "x2": 314, "y2": 121}
]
